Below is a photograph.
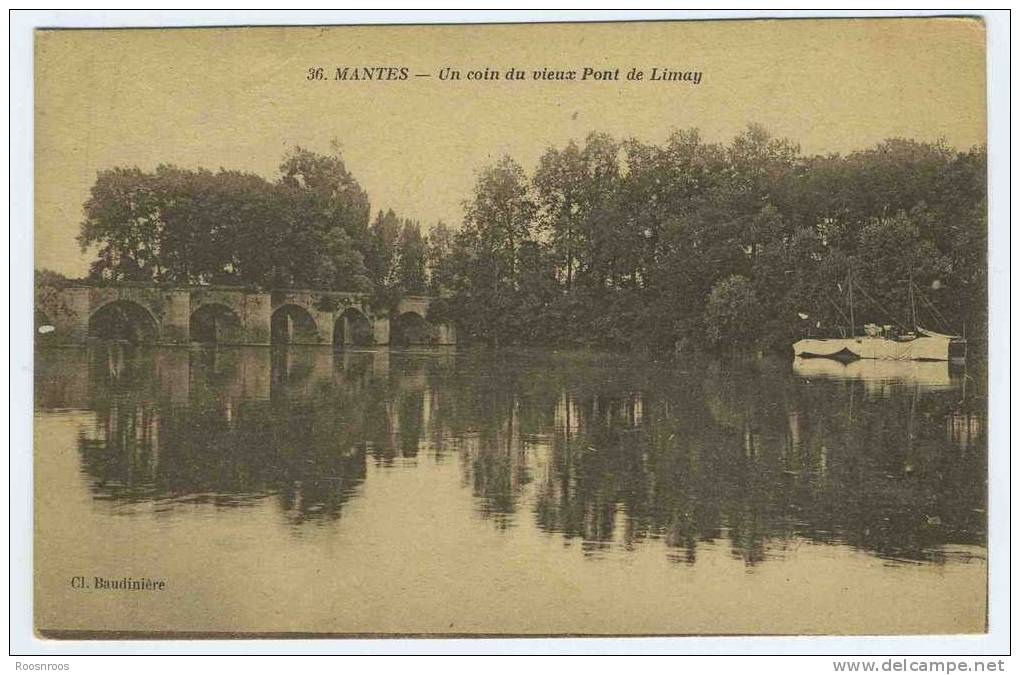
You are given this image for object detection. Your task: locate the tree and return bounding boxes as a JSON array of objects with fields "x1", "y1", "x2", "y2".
[
  {"x1": 851, "y1": 212, "x2": 951, "y2": 331},
  {"x1": 153, "y1": 166, "x2": 283, "y2": 285},
  {"x1": 455, "y1": 156, "x2": 538, "y2": 343},
  {"x1": 274, "y1": 145, "x2": 372, "y2": 290},
  {"x1": 364, "y1": 209, "x2": 402, "y2": 289},
  {"x1": 74, "y1": 129, "x2": 986, "y2": 350},
  {"x1": 463, "y1": 156, "x2": 536, "y2": 279},
  {"x1": 426, "y1": 221, "x2": 456, "y2": 294},
  {"x1": 534, "y1": 140, "x2": 586, "y2": 289},
  {"x1": 617, "y1": 129, "x2": 725, "y2": 349},
  {"x1": 395, "y1": 220, "x2": 428, "y2": 294},
  {"x1": 78, "y1": 145, "x2": 378, "y2": 292},
  {"x1": 703, "y1": 275, "x2": 763, "y2": 349},
  {"x1": 277, "y1": 143, "x2": 371, "y2": 246},
  {"x1": 78, "y1": 167, "x2": 164, "y2": 282},
  {"x1": 751, "y1": 225, "x2": 830, "y2": 347}
]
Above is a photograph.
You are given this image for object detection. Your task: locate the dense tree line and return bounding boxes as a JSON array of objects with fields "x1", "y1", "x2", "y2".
[
  {"x1": 76, "y1": 144, "x2": 430, "y2": 302},
  {"x1": 433, "y1": 126, "x2": 986, "y2": 350},
  {"x1": 73, "y1": 126, "x2": 986, "y2": 351}
]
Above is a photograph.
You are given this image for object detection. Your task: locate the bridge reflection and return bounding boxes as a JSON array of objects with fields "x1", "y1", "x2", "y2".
[{"x1": 35, "y1": 347, "x2": 986, "y2": 563}]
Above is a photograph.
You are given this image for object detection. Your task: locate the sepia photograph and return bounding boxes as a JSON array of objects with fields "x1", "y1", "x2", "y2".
[{"x1": 17, "y1": 10, "x2": 1005, "y2": 651}]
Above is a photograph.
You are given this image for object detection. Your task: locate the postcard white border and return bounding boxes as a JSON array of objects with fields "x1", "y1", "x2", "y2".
[{"x1": 8, "y1": 8, "x2": 1011, "y2": 657}]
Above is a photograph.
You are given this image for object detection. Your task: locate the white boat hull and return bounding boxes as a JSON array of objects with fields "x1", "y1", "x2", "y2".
[{"x1": 792, "y1": 335, "x2": 954, "y2": 361}]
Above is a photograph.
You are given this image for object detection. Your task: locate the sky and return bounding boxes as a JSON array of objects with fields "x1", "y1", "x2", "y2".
[{"x1": 35, "y1": 18, "x2": 986, "y2": 277}]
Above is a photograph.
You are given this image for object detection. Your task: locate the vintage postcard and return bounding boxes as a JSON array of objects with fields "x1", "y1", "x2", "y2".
[{"x1": 32, "y1": 17, "x2": 988, "y2": 638}]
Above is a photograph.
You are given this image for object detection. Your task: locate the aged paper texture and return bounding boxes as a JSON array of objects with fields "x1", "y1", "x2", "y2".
[{"x1": 34, "y1": 18, "x2": 988, "y2": 637}]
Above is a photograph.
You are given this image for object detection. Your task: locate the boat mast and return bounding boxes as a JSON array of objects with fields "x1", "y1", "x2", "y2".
[
  {"x1": 909, "y1": 271, "x2": 918, "y2": 331},
  {"x1": 848, "y1": 266, "x2": 855, "y2": 337}
]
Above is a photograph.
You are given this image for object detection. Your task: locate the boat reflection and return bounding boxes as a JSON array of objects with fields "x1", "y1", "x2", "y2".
[{"x1": 792, "y1": 356, "x2": 958, "y2": 394}]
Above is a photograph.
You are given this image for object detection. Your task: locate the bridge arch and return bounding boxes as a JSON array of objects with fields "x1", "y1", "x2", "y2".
[
  {"x1": 88, "y1": 299, "x2": 158, "y2": 343},
  {"x1": 190, "y1": 303, "x2": 243, "y2": 344},
  {"x1": 333, "y1": 307, "x2": 373, "y2": 348},
  {"x1": 271, "y1": 304, "x2": 320, "y2": 344},
  {"x1": 390, "y1": 310, "x2": 430, "y2": 346}
]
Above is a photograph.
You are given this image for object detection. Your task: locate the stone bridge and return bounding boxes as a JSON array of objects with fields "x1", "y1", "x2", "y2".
[{"x1": 35, "y1": 285, "x2": 455, "y2": 346}]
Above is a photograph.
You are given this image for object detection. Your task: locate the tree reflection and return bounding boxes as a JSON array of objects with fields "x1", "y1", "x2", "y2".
[
  {"x1": 38, "y1": 345, "x2": 986, "y2": 563},
  {"x1": 424, "y1": 351, "x2": 986, "y2": 564},
  {"x1": 71, "y1": 345, "x2": 370, "y2": 525}
]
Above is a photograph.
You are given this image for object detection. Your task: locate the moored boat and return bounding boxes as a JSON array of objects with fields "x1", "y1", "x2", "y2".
[
  {"x1": 793, "y1": 328, "x2": 966, "y2": 362},
  {"x1": 792, "y1": 267, "x2": 966, "y2": 363}
]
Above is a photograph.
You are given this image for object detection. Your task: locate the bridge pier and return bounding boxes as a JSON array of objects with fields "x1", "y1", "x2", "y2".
[
  {"x1": 240, "y1": 293, "x2": 272, "y2": 345},
  {"x1": 63, "y1": 287, "x2": 91, "y2": 342},
  {"x1": 372, "y1": 316, "x2": 390, "y2": 345},
  {"x1": 311, "y1": 308, "x2": 334, "y2": 345},
  {"x1": 159, "y1": 289, "x2": 192, "y2": 344}
]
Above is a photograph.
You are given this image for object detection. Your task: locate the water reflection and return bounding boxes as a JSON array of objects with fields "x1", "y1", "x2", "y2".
[
  {"x1": 35, "y1": 345, "x2": 986, "y2": 565},
  {"x1": 792, "y1": 356, "x2": 958, "y2": 394}
]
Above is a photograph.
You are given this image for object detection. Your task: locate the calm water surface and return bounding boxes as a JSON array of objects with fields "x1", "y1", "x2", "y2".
[{"x1": 34, "y1": 346, "x2": 987, "y2": 635}]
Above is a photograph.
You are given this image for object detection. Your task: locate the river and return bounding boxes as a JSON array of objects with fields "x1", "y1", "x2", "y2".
[{"x1": 33, "y1": 345, "x2": 987, "y2": 636}]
